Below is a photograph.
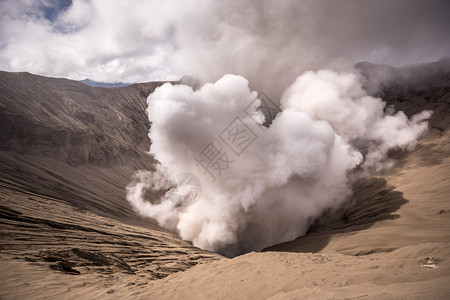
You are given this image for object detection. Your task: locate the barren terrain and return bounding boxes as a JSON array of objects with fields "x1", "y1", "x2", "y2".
[{"x1": 0, "y1": 60, "x2": 449, "y2": 299}]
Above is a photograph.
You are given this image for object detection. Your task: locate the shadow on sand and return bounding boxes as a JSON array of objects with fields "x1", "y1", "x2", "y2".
[{"x1": 263, "y1": 177, "x2": 408, "y2": 253}]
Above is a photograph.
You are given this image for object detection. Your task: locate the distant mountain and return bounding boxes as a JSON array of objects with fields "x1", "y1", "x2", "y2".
[
  {"x1": 356, "y1": 57, "x2": 450, "y2": 131},
  {"x1": 80, "y1": 78, "x2": 133, "y2": 88},
  {"x1": 356, "y1": 57, "x2": 450, "y2": 97}
]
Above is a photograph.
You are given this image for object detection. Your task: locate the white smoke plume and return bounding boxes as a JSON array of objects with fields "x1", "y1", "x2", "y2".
[{"x1": 127, "y1": 71, "x2": 431, "y2": 256}]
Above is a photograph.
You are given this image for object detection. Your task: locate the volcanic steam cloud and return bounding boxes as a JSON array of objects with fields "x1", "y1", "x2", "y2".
[{"x1": 127, "y1": 70, "x2": 431, "y2": 256}]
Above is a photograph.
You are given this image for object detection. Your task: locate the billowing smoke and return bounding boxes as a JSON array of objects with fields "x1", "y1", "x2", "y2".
[
  {"x1": 170, "y1": 0, "x2": 450, "y2": 99},
  {"x1": 127, "y1": 71, "x2": 431, "y2": 256}
]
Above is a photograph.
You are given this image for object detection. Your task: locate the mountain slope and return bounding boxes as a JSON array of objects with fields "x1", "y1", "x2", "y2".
[
  {"x1": 0, "y1": 71, "x2": 224, "y2": 292},
  {"x1": 0, "y1": 71, "x2": 167, "y2": 221}
]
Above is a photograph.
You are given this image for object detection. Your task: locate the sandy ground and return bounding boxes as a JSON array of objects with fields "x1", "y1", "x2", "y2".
[
  {"x1": 1, "y1": 243, "x2": 448, "y2": 299},
  {"x1": 0, "y1": 182, "x2": 223, "y2": 299},
  {"x1": 135, "y1": 129, "x2": 450, "y2": 299},
  {"x1": 138, "y1": 243, "x2": 450, "y2": 300},
  {"x1": 1, "y1": 129, "x2": 448, "y2": 299},
  {"x1": 266, "y1": 130, "x2": 450, "y2": 256}
]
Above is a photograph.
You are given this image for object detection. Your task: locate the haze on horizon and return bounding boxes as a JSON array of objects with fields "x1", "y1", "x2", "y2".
[{"x1": 0, "y1": 0, "x2": 449, "y2": 85}]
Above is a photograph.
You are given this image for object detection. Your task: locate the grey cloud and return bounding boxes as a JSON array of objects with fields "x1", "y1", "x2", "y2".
[{"x1": 0, "y1": 0, "x2": 448, "y2": 84}]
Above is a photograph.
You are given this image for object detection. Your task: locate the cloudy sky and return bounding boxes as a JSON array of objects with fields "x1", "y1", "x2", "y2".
[{"x1": 0, "y1": 0, "x2": 449, "y2": 83}]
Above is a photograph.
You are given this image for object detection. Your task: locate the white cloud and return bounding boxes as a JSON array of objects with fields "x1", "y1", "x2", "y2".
[
  {"x1": 0, "y1": 0, "x2": 187, "y2": 82},
  {"x1": 1, "y1": 0, "x2": 449, "y2": 83}
]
